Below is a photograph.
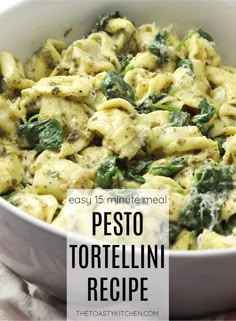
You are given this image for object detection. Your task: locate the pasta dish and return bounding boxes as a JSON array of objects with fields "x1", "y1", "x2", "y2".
[{"x1": 0, "y1": 12, "x2": 236, "y2": 250}]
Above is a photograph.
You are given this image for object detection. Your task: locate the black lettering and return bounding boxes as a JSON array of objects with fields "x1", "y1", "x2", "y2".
[
  {"x1": 131, "y1": 245, "x2": 139, "y2": 268},
  {"x1": 102, "y1": 245, "x2": 110, "y2": 268},
  {"x1": 91, "y1": 245, "x2": 101, "y2": 268},
  {"x1": 129, "y1": 278, "x2": 139, "y2": 301},
  {"x1": 112, "y1": 245, "x2": 120, "y2": 268},
  {"x1": 100, "y1": 278, "x2": 108, "y2": 301},
  {"x1": 161, "y1": 244, "x2": 165, "y2": 268},
  {"x1": 69, "y1": 244, "x2": 77, "y2": 268},
  {"x1": 133, "y1": 212, "x2": 143, "y2": 236},
  {"x1": 110, "y1": 278, "x2": 119, "y2": 301},
  {"x1": 88, "y1": 278, "x2": 97, "y2": 301},
  {"x1": 113, "y1": 212, "x2": 123, "y2": 235},
  {"x1": 140, "y1": 278, "x2": 148, "y2": 301},
  {"x1": 104, "y1": 212, "x2": 112, "y2": 235},
  {"x1": 124, "y1": 212, "x2": 132, "y2": 235},
  {"x1": 92, "y1": 212, "x2": 102, "y2": 236},
  {"x1": 78, "y1": 245, "x2": 88, "y2": 269},
  {"x1": 147, "y1": 245, "x2": 158, "y2": 268}
]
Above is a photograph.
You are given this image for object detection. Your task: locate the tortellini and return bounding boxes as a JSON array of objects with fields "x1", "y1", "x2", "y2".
[
  {"x1": 11, "y1": 192, "x2": 58, "y2": 223},
  {"x1": 88, "y1": 99, "x2": 150, "y2": 159},
  {"x1": 198, "y1": 230, "x2": 236, "y2": 249},
  {"x1": 25, "y1": 39, "x2": 66, "y2": 81},
  {"x1": 0, "y1": 153, "x2": 24, "y2": 193},
  {"x1": 146, "y1": 126, "x2": 218, "y2": 155},
  {"x1": 0, "y1": 51, "x2": 34, "y2": 92},
  {"x1": 32, "y1": 159, "x2": 95, "y2": 201},
  {"x1": 0, "y1": 13, "x2": 235, "y2": 250}
]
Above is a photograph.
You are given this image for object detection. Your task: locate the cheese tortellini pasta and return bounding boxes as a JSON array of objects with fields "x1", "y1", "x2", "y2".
[{"x1": 0, "y1": 12, "x2": 236, "y2": 250}]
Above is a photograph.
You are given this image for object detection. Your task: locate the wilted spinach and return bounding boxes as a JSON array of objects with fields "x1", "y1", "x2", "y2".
[
  {"x1": 194, "y1": 164, "x2": 233, "y2": 194},
  {"x1": 179, "y1": 164, "x2": 234, "y2": 235},
  {"x1": 150, "y1": 157, "x2": 186, "y2": 177},
  {"x1": 135, "y1": 93, "x2": 179, "y2": 114},
  {"x1": 95, "y1": 156, "x2": 152, "y2": 188},
  {"x1": 148, "y1": 31, "x2": 170, "y2": 66},
  {"x1": 87, "y1": 11, "x2": 122, "y2": 35},
  {"x1": 214, "y1": 214, "x2": 236, "y2": 236},
  {"x1": 179, "y1": 193, "x2": 221, "y2": 234},
  {"x1": 135, "y1": 94, "x2": 166, "y2": 114},
  {"x1": 214, "y1": 137, "x2": 226, "y2": 157},
  {"x1": 170, "y1": 110, "x2": 191, "y2": 127},
  {"x1": 125, "y1": 158, "x2": 152, "y2": 183},
  {"x1": 169, "y1": 99, "x2": 215, "y2": 134},
  {"x1": 197, "y1": 28, "x2": 214, "y2": 42},
  {"x1": 169, "y1": 222, "x2": 182, "y2": 245},
  {"x1": 2, "y1": 189, "x2": 19, "y2": 201},
  {"x1": 117, "y1": 55, "x2": 133, "y2": 76},
  {"x1": 192, "y1": 98, "x2": 215, "y2": 125},
  {"x1": 176, "y1": 28, "x2": 214, "y2": 51},
  {"x1": 189, "y1": 98, "x2": 216, "y2": 134},
  {"x1": 101, "y1": 70, "x2": 135, "y2": 103},
  {"x1": 95, "y1": 156, "x2": 122, "y2": 189},
  {"x1": 16, "y1": 117, "x2": 63, "y2": 151},
  {"x1": 177, "y1": 59, "x2": 194, "y2": 77}
]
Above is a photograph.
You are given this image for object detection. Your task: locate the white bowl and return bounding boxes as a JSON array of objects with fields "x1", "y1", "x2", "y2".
[{"x1": 0, "y1": 0, "x2": 236, "y2": 319}]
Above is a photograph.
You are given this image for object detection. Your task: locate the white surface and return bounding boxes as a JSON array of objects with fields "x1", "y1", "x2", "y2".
[
  {"x1": 0, "y1": 0, "x2": 235, "y2": 319},
  {"x1": 0, "y1": 0, "x2": 20, "y2": 11},
  {"x1": 0, "y1": 262, "x2": 65, "y2": 320}
]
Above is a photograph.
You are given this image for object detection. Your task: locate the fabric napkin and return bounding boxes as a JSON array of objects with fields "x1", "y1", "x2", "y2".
[
  {"x1": 0, "y1": 263, "x2": 66, "y2": 321},
  {"x1": 0, "y1": 262, "x2": 235, "y2": 321}
]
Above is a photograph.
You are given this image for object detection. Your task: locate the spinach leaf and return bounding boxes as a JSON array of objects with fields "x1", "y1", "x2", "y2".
[
  {"x1": 169, "y1": 222, "x2": 182, "y2": 245},
  {"x1": 179, "y1": 163, "x2": 234, "y2": 235},
  {"x1": 148, "y1": 31, "x2": 169, "y2": 66},
  {"x1": 213, "y1": 214, "x2": 236, "y2": 236},
  {"x1": 120, "y1": 65, "x2": 134, "y2": 77},
  {"x1": 125, "y1": 158, "x2": 152, "y2": 184},
  {"x1": 176, "y1": 32, "x2": 194, "y2": 51},
  {"x1": 192, "y1": 98, "x2": 215, "y2": 124},
  {"x1": 225, "y1": 214, "x2": 236, "y2": 233},
  {"x1": 194, "y1": 164, "x2": 233, "y2": 194},
  {"x1": 52, "y1": 208, "x2": 61, "y2": 221},
  {"x1": 0, "y1": 81, "x2": 4, "y2": 94},
  {"x1": 168, "y1": 99, "x2": 215, "y2": 134},
  {"x1": 169, "y1": 99, "x2": 215, "y2": 133},
  {"x1": 135, "y1": 94, "x2": 166, "y2": 114},
  {"x1": 2, "y1": 189, "x2": 19, "y2": 201},
  {"x1": 170, "y1": 110, "x2": 191, "y2": 127},
  {"x1": 205, "y1": 124, "x2": 214, "y2": 138},
  {"x1": 197, "y1": 28, "x2": 214, "y2": 42},
  {"x1": 118, "y1": 55, "x2": 134, "y2": 77},
  {"x1": 190, "y1": 98, "x2": 215, "y2": 134},
  {"x1": 95, "y1": 156, "x2": 123, "y2": 189},
  {"x1": 179, "y1": 193, "x2": 221, "y2": 234},
  {"x1": 88, "y1": 11, "x2": 122, "y2": 35},
  {"x1": 214, "y1": 137, "x2": 226, "y2": 157},
  {"x1": 135, "y1": 93, "x2": 179, "y2": 114},
  {"x1": 16, "y1": 117, "x2": 63, "y2": 151},
  {"x1": 150, "y1": 157, "x2": 185, "y2": 177},
  {"x1": 176, "y1": 28, "x2": 214, "y2": 51},
  {"x1": 177, "y1": 59, "x2": 194, "y2": 77},
  {"x1": 95, "y1": 156, "x2": 151, "y2": 188},
  {"x1": 118, "y1": 55, "x2": 132, "y2": 71},
  {"x1": 152, "y1": 103, "x2": 179, "y2": 112},
  {"x1": 101, "y1": 70, "x2": 135, "y2": 103},
  {"x1": 168, "y1": 87, "x2": 179, "y2": 96}
]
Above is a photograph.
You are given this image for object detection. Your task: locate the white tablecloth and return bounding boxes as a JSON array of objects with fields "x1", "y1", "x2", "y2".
[{"x1": 0, "y1": 263, "x2": 65, "y2": 321}]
